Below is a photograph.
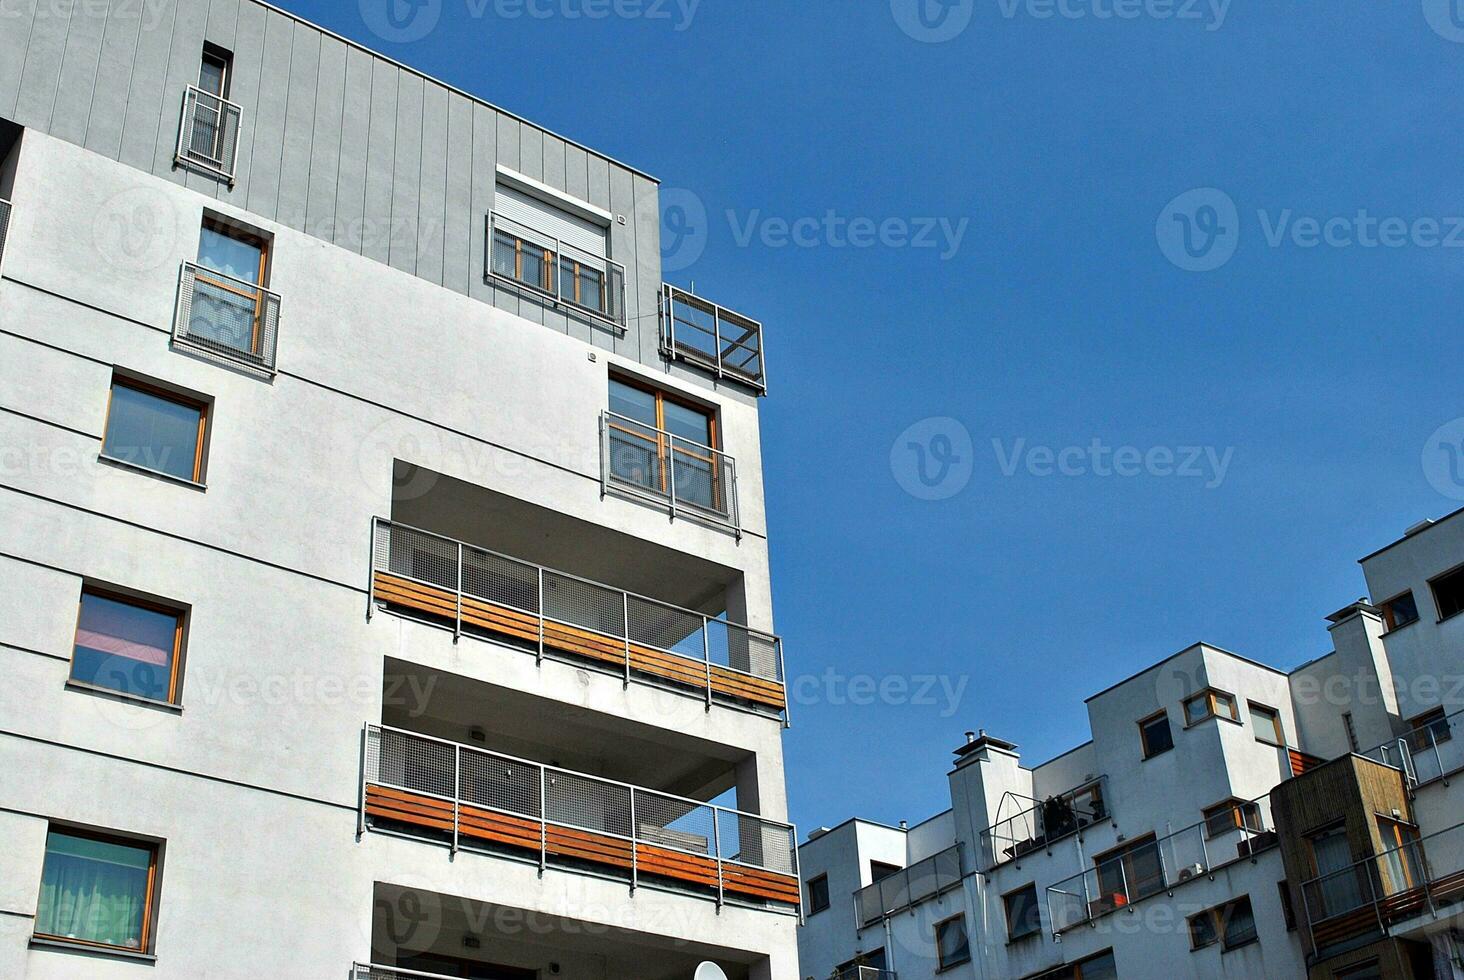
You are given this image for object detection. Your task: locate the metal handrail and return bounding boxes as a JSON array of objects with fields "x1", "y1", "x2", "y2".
[
  {"x1": 1357, "y1": 707, "x2": 1461, "y2": 789},
  {"x1": 1045, "y1": 792, "x2": 1277, "y2": 936},
  {"x1": 486, "y1": 210, "x2": 626, "y2": 327},
  {"x1": 175, "y1": 84, "x2": 242, "y2": 181},
  {"x1": 370, "y1": 518, "x2": 785, "y2": 696},
  {"x1": 354, "y1": 964, "x2": 468, "y2": 980},
  {"x1": 1298, "y1": 819, "x2": 1464, "y2": 935},
  {"x1": 362, "y1": 723, "x2": 800, "y2": 902},
  {"x1": 979, "y1": 776, "x2": 1110, "y2": 869},
  {"x1": 834, "y1": 969, "x2": 897, "y2": 980},
  {"x1": 601, "y1": 410, "x2": 742, "y2": 534},
  {"x1": 174, "y1": 261, "x2": 282, "y2": 374},
  {"x1": 660, "y1": 283, "x2": 767, "y2": 393},
  {"x1": 852, "y1": 843, "x2": 964, "y2": 927}
]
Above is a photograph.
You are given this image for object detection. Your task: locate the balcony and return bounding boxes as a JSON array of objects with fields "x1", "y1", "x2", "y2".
[
  {"x1": 174, "y1": 85, "x2": 242, "y2": 183},
  {"x1": 660, "y1": 284, "x2": 766, "y2": 394},
  {"x1": 173, "y1": 261, "x2": 281, "y2": 375},
  {"x1": 853, "y1": 844, "x2": 963, "y2": 927},
  {"x1": 369, "y1": 519, "x2": 787, "y2": 715},
  {"x1": 360, "y1": 724, "x2": 801, "y2": 911},
  {"x1": 601, "y1": 411, "x2": 740, "y2": 533},
  {"x1": 487, "y1": 210, "x2": 626, "y2": 327},
  {"x1": 834, "y1": 970, "x2": 897, "y2": 980},
  {"x1": 979, "y1": 777, "x2": 1110, "y2": 870},
  {"x1": 1300, "y1": 820, "x2": 1464, "y2": 960},
  {"x1": 1046, "y1": 797, "x2": 1278, "y2": 936},
  {"x1": 0, "y1": 197, "x2": 10, "y2": 268},
  {"x1": 1359, "y1": 706, "x2": 1464, "y2": 789}
]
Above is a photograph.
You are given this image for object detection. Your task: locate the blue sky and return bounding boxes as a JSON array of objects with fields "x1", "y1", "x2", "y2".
[{"x1": 297, "y1": 0, "x2": 1464, "y2": 833}]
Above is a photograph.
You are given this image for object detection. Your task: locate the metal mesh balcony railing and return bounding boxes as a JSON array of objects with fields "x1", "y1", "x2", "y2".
[
  {"x1": 980, "y1": 777, "x2": 1109, "y2": 869},
  {"x1": 369, "y1": 519, "x2": 787, "y2": 714},
  {"x1": 601, "y1": 411, "x2": 740, "y2": 533},
  {"x1": 487, "y1": 210, "x2": 626, "y2": 327},
  {"x1": 1359, "y1": 707, "x2": 1464, "y2": 789},
  {"x1": 174, "y1": 262, "x2": 281, "y2": 375},
  {"x1": 853, "y1": 844, "x2": 964, "y2": 927},
  {"x1": 660, "y1": 285, "x2": 766, "y2": 393},
  {"x1": 0, "y1": 198, "x2": 10, "y2": 269},
  {"x1": 362, "y1": 724, "x2": 801, "y2": 910},
  {"x1": 1300, "y1": 820, "x2": 1464, "y2": 958},
  {"x1": 1046, "y1": 795, "x2": 1277, "y2": 936},
  {"x1": 174, "y1": 85, "x2": 242, "y2": 181}
]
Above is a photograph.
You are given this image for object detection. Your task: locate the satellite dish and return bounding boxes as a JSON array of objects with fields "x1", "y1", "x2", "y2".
[{"x1": 694, "y1": 964, "x2": 729, "y2": 980}]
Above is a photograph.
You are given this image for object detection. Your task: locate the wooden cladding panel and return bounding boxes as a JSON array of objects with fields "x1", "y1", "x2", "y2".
[
  {"x1": 372, "y1": 572, "x2": 785, "y2": 709},
  {"x1": 365, "y1": 784, "x2": 799, "y2": 906}
]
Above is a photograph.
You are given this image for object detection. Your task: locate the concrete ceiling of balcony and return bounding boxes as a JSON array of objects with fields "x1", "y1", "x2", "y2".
[
  {"x1": 390, "y1": 463, "x2": 739, "y2": 617},
  {"x1": 373, "y1": 883, "x2": 757, "y2": 980},
  {"x1": 383, "y1": 658, "x2": 744, "y2": 803}
]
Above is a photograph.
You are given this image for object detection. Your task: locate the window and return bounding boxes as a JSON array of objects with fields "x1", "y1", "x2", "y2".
[
  {"x1": 1139, "y1": 710, "x2": 1174, "y2": 759},
  {"x1": 1308, "y1": 825, "x2": 1365, "y2": 919},
  {"x1": 1189, "y1": 896, "x2": 1257, "y2": 951},
  {"x1": 1432, "y1": 564, "x2": 1464, "y2": 622},
  {"x1": 188, "y1": 217, "x2": 271, "y2": 358},
  {"x1": 870, "y1": 860, "x2": 902, "y2": 883},
  {"x1": 34, "y1": 826, "x2": 159, "y2": 953},
  {"x1": 606, "y1": 376, "x2": 725, "y2": 514},
  {"x1": 836, "y1": 949, "x2": 886, "y2": 975},
  {"x1": 1003, "y1": 883, "x2": 1041, "y2": 941},
  {"x1": 1249, "y1": 702, "x2": 1285, "y2": 746},
  {"x1": 1183, "y1": 688, "x2": 1239, "y2": 726},
  {"x1": 71, "y1": 588, "x2": 185, "y2": 704},
  {"x1": 805, "y1": 873, "x2": 830, "y2": 914},
  {"x1": 1202, "y1": 799, "x2": 1263, "y2": 839},
  {"x1": 1027, "y1": 950, "x2": 1117, "y2": 980},
  {"x1": 1093, "y1": 836, "x2": 1164, "y2": 907},
  {"x1": 936, "y1": 913, "x2": 972, "y2": 968},
  {"x1": 1376, "y1": 816, "x2": 1424, "y2": 892},
  {"x1": 102, "y1": 377, "x2": 208, "y2": 484},
  {"x1": 489, "y1": 183, "x2": 618, "y2": 322},
  {"x1": 199, "y1": 45, "x2": 231, "y2": 97},
  {"x1": 1380, "y1": 590, "x2": 1420, "y2": 631},
  {"x1": 1408, "y1": 706, "x2": 1454, "y2": 751}
]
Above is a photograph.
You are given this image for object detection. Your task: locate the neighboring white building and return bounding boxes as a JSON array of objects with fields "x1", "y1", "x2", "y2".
[
  {"x1": 0, "y1": 2, "x2": 801, "y2": 977},
  {"x1": 799, "y1": 510, "x2": 1464, "y2": 980}
]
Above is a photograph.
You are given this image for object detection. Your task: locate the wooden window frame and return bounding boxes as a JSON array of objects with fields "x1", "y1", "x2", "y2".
[
  {"x1": 34, "y1": 824, "x2": 161, "y2": 955},
  {"x1": 1183, "y1": 687, "x2": 1240, "y2": 727},
  {"x1": 103, "y1": 376, "x2": 209, "y2": 485},
  {"x1": 805, "y1": 873, "x2": 830, "y2": 915},
  {"x1": 1092, "y1": 834, "x2": 1163, "y2": 903},
  {"x1": 1379, "y1": 590, "x2": 1420, "y2": 632},
  {"x1": 1188, "y1": 895, "x2": 1256, "y2": 952},
  {"x1": 1407, "y1": 706, "x2": 1453, "y2": 751},
  {"x1": 1021, "y1": 949, "x2": 1117, "y2": 980},
  {"x1": 1376, "y1": 816, "x2": 1422, "y2": 890},
  {"x1": 935, "y1": 912, "x2": 972, "y2": 969},
  {"x1": 72, "y1": 586, "x2": 187, "y2": 705},
  {"x1": 608, "y1": 374, "x2": 722, "y2": 506},
  {"x1": 1138, "y1": 710, "x2": 1173, "y2": 760},
  {"x1": 198, "y1": 216, "x2": 270, "y2": 356},
  {"x1": 1429, "y1": 561, "x2": 1464, "y2": 623},
  {"x1": 1201, "y1": 798, "x2": 1263, "y2": 839},
  {"x1": 1249, "y1": 701, "x2": 1285, "y2": 746},
  {"x1": 1001, "y1": 883, "x2": 1041, "y2": 942}
]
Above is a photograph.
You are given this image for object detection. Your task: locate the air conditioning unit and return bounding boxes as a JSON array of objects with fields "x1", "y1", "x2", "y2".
[{"x1": 1177, "y1": 864, "x2": 1206, "y2": 882}]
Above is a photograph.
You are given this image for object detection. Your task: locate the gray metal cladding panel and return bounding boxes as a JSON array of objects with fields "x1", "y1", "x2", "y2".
[
  {"x1": 305, "y1": 35, "x2": 349, "y2": 239},
  {"x1": 416, "y1": 82, "x2": 449, "y2": 287},
  {"x1": 225, "y1": 0, "x2": 268, "y2": 199},
  {"x1": 84, "y1": 6, "x2": 145, "y2": 158},
  {"x1": 466, "y1": 101, "x2": 498, "y2": 306},
  {"x1": 154, "y1": 0, "x2": 212, "y2": 184},
  {"x1": 361, "y1": 58, "x2": 398, "y2": 265},
  {"x1": 275, "y1": 20, "x2": 321, "y2": 230},
  {"x1": 50, "y1": 4, "x2": 110, "y2": 146},
  {"x1": 388, "y1": 71, "x2": 423, "y2": 275},
  {"x1": 12, "y1": 0, "x2": 70, "y2": 129},
  {"x1": 443, "y1": 93, "x2": 475, "y2": 295},
  {"x1": 243, "y1": 8, "x2": 295, "y2": 219},
  {"x1": 117, "y1": 0, "x2": 178, "y2": 173},
  {"x1": 0, "y1": 2, "x2": 38, "y2": 120},
  {"x1": 333, "y1": 46, "x2": 373, "y2": 255}
]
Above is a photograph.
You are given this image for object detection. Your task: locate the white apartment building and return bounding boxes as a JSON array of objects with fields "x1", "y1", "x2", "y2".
[
  {"x1": 798, "y1": 510, "x2": 1464, "y2": 980},
  {"x1": 0, "y1": 2, "x2": 802, "y2": 977}
]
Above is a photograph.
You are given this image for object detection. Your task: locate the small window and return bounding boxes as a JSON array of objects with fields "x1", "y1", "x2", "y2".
[
  {"x1": 199, "y1": 44, "x2": 231, "y2": 98},
  {"x1": 1003, "y1": 884, "x2": 1041, "y2": 941},
  {"x1": 1189, "y1": 895, "x2": 1256, "y2": 951},
  {"x1": 187, "y1": 217, "x2": 273, "y2": 360},
  {"x1": 1139, "y1": 710, "x2": 1174, "y2": 759},
  {"x1": 34, "y1": 826, "x2": 159, "y2": 953},
  {"x1": 1183, "y1": 688, "x2": 1240, "y2": 726},
  {"x1": 1432, "y1": 565, "x2": 1464, "y2": 622},
  {"x1": 71, "y1": 588, "x2": 185, "y2": 704},
  {"x1": 1407, "y1": 706, "x2": 1453, "y2": 751},
  {"x1": 1380, "y1": 591, "x2": 1420, "y2": 631},
  {"x1": 1202, "y1": 799, "x2": 1263, "y2": 839},
  {"x1": 836, "y1": 950, "x2": 887, "y2": 975},
  {"x1": 1249, "y1": 702, "x2": 1285, "y2": 746},
  {"x1": 805, "y1": 873, "x2": 830, "y2": 915},
  {"x1": 102, "y1": 377, "x2": 208, "y2": 484},
  {"x1": 936, "y1": 913, "x2": 972, "y2": 967},
  {"x1": 870, "y1": 860, "x2": 902, "y2": 883}
]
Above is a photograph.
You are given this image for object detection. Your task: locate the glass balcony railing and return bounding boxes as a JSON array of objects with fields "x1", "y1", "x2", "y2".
[
  {"x1": 980, "y1": 777, "x2": 1109, "y2": 869},
  {"x1": 369, "y1": 519, "x2": 786, "y2": 715},
  {"x1": 660, "y1": 284, "x2": 766, "y2": 393},
  {"x1": 487, "y1": 210, "x2": 626, "y2": 327},
  {"x1": 173, "y1": 261, "x2": 281, "y2": 374},
  {"x1": 1358, "y1": 707, "x2": 1464, "y2": 789},
  {"x1": 361, "y1": 724, "x2": 801, "y2": 912},
  {"x1": 853, "y1": 844, "x2": 963, "y2": 927},
  {"x1": 174, "y1": 85, "x2": 242, "y2": 182},
  {"x1": 601, "y1": 411, "x2": 740, "y2": 532}
]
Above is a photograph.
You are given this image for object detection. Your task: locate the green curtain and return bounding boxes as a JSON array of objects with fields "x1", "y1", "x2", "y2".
[{"x1": 35, "y1": 833, "x2": 150, "y2": 949}]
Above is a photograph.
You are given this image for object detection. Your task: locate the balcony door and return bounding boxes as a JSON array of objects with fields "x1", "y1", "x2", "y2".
[
  {"x1": 608, "y1": 377, "x2": 721, "y2": 512},
  {"x1": 1309, "y1": 826, "x2": 1366, "y2": 919},
  {"x1": 190, "y1": 47, "x2": 231, "y2": 162},
  {"x1": 192, "y1": 219, "x2": 268, "y2": 355}
]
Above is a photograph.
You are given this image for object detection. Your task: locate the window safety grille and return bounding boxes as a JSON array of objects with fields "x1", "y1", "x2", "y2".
[
  {"x1": 174, "y1": 262, "x2": 281, "y2": 375},
  {"x1": 175, "y1": 85, "x2": 242, "y2": 182}
]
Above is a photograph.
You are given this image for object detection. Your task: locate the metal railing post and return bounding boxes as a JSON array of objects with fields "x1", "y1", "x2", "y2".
[
  {"x1": 792, "y1": 825, "x2": 805, "y2": 925},
  {"x1": 1118, "y1": 858, "x2": 1132, "y2": 911},
  {"x1": 539, "y1": 767, "x2": 548, "y2": 875},
  {"x1": 1198, "y1": 825, "x2": 1211, "y2": 876},
  {"x1": 454, "y1": 542, "x2": 463, "y2": 643},
  {"x1": 713, "y1": 305, "x2": 724, "y2": 377},
  {"x1": 367, "y1": 517, "x2": 378, "y2": 623},
  {"x1": 779, "y1": 638, "x2": 791, "y2": 729},
  {"x1": 452, "y1": 743, "x2": 461, "y2": 854},
  {"x1": 1430, "y1": 727, "x2": 1448, "y2": 787},
  {"x1": 536, "y1": 566, "x2": 545, "y2": 665},
  {"x1": 629, "y1": 790, "x2": 638, "y2": 894},
  {"x1": 667, "y1": 434, "x2": 679, "y2": 523},
  {"x1": 357, "y1": 724, "x2": 369, "y2": 840},
  {"x1": 599, "y1": 413, "x2": 609, "y2": 500},
  {"x1": 702, "y1": 615, "x2": 713, "y2": 711},
  {"x1": 712, "y1": 812, "x2": 725, "y2": 908},
  {"x1": 623, "y1": 593, "x2": 632, "y2": 688}
]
